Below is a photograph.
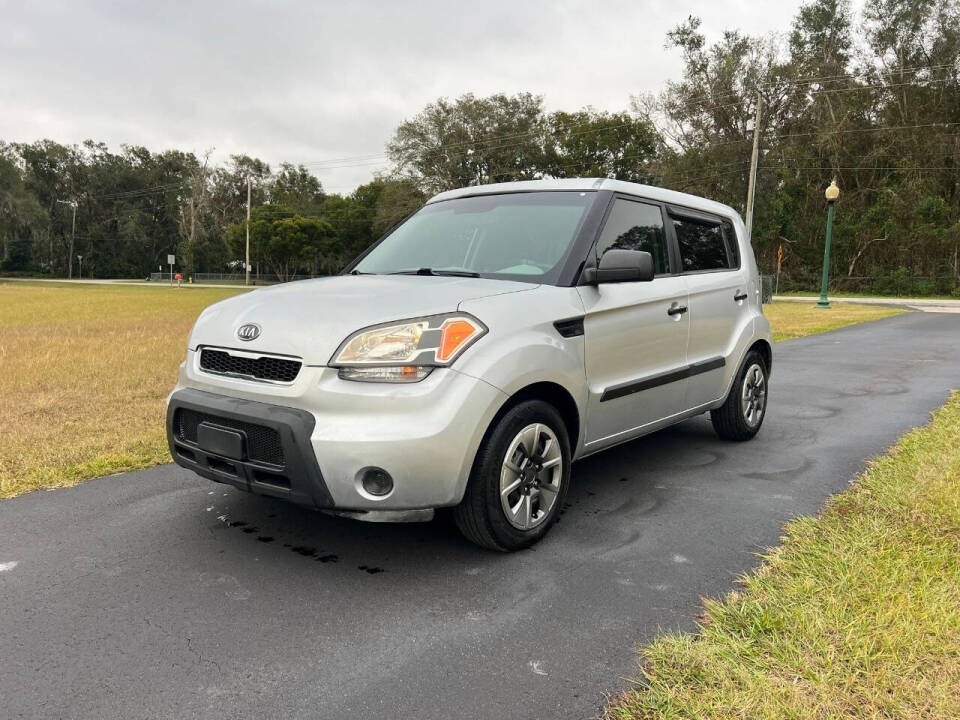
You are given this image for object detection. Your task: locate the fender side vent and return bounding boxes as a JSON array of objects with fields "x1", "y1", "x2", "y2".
[{"x1": 554, "y1": 317, "x2": 584, "y2": 338}]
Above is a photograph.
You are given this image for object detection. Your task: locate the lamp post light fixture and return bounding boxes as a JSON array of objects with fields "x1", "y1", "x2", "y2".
[{"x1": 816, "y1": 180, "x2": 840, "y2": 309}]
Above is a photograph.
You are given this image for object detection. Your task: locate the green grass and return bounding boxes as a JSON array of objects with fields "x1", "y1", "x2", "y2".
[
  {"x1": 605, "y1": 392, "x2": 960, "y2": 719},
  {"x1": 763, "y1": 301, "x2": 905, "y2": 342}
]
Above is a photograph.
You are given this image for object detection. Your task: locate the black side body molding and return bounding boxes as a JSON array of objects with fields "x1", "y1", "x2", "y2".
[{"x1": 600, "y1": 356, "x2": 726, "y2": 402}]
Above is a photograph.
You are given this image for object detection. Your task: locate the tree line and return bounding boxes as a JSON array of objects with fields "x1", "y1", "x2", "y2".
[
  {"x1": 0, "y1": 144, "x2": 426, "y2": 281},
  {"x1": 2, "y1": 0, "x2": 958, "y2": 294}
]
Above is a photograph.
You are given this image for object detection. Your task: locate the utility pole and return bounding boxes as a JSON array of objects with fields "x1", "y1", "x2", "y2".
[
  {"x1": 744, "y1": 92, "x2": 763, "y2": 243},
  {"x1": 57, "y1": 199, "x2": 78, "y2": 278},
  {"x1": 245, "y1": 174, "x2": 252, "y2": 286}
]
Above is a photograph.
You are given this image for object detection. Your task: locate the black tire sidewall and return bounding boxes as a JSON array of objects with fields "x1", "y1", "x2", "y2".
[
  {"x1": 728, "y1": 350, "x2": 768, "y2": 436},
  {"x1": 475, "y1": 400, "x2": 571, "y2": 549},
  {"x1": 739, "y1": 351, "x2": 768, "y2": 430}
]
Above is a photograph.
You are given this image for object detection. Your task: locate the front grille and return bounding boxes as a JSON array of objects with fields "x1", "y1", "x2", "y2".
[
  {"x1": 199, "y1": 348, "x2": 301, "y2": 383},
  {"x1": 174, "y1": 408, "x2": 285, "y2": 466}
]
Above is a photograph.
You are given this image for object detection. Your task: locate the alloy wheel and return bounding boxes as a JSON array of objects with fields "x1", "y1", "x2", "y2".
[
  {"x1": 740, "y1": 363, "x2": 767, "y2": 427},
  {"x1": 499, "y1": 423, "x2": 563, "y2": 530}
]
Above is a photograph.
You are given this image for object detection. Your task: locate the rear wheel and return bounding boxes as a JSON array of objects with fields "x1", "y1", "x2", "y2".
[
  {"x1": 454, "y1": 400, "x2": 571, "y2": 551},
  {"x1": 710, "y1": 350, "x2": 768, "y2": 441}
]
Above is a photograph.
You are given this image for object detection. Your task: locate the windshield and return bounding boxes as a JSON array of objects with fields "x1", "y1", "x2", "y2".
[{"x1": 351, "y1": 191, "x2": 596, "y2": 284}]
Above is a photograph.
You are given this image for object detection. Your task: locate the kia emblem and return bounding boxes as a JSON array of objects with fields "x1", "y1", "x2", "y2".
[{"x1": 236, "y1": 323, "x2": 261, "y2": 341}]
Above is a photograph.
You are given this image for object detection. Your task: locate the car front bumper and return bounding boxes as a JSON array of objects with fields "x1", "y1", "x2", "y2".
[{"x1": 166, "y1": 358, "x2": 508, "y2": 511}]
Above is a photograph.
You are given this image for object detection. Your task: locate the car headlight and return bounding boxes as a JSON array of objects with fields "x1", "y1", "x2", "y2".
[{"x1": 330, "y1": 313, "x2": 487, "y2": 382}]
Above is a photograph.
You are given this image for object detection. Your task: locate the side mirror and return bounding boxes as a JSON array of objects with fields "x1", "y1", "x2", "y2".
[{"x1": 582, "y1": 249, "x2": 655, "y2": 285}]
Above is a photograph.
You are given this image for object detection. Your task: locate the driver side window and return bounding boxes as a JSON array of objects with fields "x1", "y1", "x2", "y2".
[{"x1": 595, "y1": 199, "x2": 669, "y2": 275}]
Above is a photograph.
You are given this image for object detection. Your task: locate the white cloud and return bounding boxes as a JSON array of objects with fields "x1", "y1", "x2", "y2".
[{"x1": 1, "y1": 0, "x2": 803, "y2": 192}]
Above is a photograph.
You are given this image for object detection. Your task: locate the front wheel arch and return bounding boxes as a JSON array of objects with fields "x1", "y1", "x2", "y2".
[
  {"x1": 455, "y1": 398, "x2": 573, "y2": 550},
  {"x1": 484, "y1": 381, "x2": 580, "y2": 455}
]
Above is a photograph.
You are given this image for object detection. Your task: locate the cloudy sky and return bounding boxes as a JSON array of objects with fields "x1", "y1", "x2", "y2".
[{"x1": 3, "y1": 1, "x2": 807, "y2": 193}]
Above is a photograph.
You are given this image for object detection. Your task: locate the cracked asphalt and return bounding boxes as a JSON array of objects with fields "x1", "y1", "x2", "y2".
[{"x1": 3, "y1": 312, "x2": 959, "y2": 719}]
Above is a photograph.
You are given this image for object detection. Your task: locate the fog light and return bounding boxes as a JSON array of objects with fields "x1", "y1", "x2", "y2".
[{"x1": 359, "y1": 467, "x2": 394, "y2": 497}]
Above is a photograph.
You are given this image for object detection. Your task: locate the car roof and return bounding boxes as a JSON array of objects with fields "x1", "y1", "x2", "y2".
[{"x1": 426, "y1": 178, "x2": 742, "y2": 224}]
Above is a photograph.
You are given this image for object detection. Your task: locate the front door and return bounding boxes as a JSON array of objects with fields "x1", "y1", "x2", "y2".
[{"x1": 578, "y1": 197, "x2": 690, "y2": 451}]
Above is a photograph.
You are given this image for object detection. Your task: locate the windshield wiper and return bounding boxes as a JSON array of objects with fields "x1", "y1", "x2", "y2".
[{"x1": 389, "y1": 267, "x2": 481, "y2": 278}]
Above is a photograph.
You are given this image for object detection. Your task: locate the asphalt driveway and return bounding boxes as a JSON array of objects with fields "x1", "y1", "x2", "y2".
[{"x1": 3, "y1": 312, "x2": 959, "y2": 720}]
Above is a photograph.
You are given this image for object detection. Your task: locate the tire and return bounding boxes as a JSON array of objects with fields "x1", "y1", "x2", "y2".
[
  {"x1": 710, "y1": 350, "x2": 769, "y2": 441},
  {"x1": 454, "y1": 400, "x2": 571, "y2": 551}
]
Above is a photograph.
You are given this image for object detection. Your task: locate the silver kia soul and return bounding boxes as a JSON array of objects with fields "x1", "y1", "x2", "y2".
[{"x1": 167, "y1": 178, "x2": 772, "y2": 551}]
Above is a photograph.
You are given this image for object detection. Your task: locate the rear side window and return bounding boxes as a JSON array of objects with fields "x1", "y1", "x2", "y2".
[
  {"x1": 595, "y1": 199, "x2": 669, "y2": 275},
  {"x1": 673, "y1": 218, "x2": 732, "y2": 272}
]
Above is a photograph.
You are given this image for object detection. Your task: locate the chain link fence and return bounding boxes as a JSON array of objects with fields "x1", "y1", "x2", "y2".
[
  {"x1": 768, "y1": 271, "x2": 959, "y2": 298},
  {"x1": 760, "y1": 275, "x2": 774, "y2": 303}
]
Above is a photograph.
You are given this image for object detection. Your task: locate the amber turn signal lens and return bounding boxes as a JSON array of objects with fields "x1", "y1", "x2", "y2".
[{"x1": 437, "y1": 319, "x2": 480, "y2": 362}]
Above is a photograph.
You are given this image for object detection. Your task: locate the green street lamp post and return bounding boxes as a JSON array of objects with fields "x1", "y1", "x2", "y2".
[{"x1": 817, "y1": 180, "x2": 840, "y2": 309}]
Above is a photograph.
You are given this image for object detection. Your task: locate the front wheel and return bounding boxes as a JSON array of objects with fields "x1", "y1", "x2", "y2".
[
  {"x1": 710, "y1": 350, "x2": 768, "y2": 441},
  {"x1": 454, "y1": 400, "x2": 571, "y2": 551}
]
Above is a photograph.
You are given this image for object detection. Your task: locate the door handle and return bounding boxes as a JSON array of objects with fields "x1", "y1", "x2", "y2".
[
  {"x1": 734, "y1": 291, "x2": 748, "y2": 302},
  {"x1": 667, "y1": 304, "x2": 688, "y2": 316}
]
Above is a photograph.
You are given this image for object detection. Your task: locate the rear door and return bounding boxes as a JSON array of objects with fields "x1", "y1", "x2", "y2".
[
  {"x1": 578, "y1": 196, "x2": 690, "y2": 450},
  {"x1": 667, "y1": 207, "x2": 749, "y2": 409}
]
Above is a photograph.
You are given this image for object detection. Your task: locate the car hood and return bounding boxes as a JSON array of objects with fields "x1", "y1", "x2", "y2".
[{"x1": 189, "y1": 274, "x2": 537, "y2": 365}]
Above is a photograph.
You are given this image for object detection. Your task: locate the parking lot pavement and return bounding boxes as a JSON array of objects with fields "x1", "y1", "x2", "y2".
[{"x1": 3, "y1": 312, "x2": 959, "y2": 720}]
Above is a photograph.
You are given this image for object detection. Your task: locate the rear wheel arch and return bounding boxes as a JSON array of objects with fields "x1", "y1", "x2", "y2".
[
  {"x1": 749, "y1": 338, "x2": 772, "y2": 377},
  {"x1": 711, "y1": 347, "x2": 768, "y2": 441}
]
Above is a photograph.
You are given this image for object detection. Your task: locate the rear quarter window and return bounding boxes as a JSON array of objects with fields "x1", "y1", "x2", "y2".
[
  {"x1": 674, "y1": 218, "x2": 735, "y2": 272},
  {"x1": 722, "y1": 220, "x2": 741, "y2": 269}
]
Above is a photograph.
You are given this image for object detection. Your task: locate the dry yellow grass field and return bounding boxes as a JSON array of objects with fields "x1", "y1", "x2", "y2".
[
  {"x1": 0, "y1": 282, "x2": 245, "y2": 497},
  {"x1": 0, "y1": 283, "x2": 906, "y2": 498}
]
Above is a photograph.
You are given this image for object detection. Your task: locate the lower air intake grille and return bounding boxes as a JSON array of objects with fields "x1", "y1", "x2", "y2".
[
  {"x1": 199, "y1": 348, "x2": 301, "y2": 383},
  {"x1": 174, "y1": 408, "x2": 285, "y2": 467}
]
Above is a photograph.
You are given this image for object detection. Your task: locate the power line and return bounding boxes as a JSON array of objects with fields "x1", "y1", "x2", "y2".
[
  {"x1": 760, "y1": 62, "x2": 957, "y2": 90},
  {"x1": 771, "y1": 121, "x2": 960, "y2": 140},
  {"x1": 95, "y1": 182, "x2": 185, "y2": 199},
  {"x1": 64, "y1": 66, "x2": 960, "y2": 203},
  {"x1": 764, "y1": 165, "x2": 958, "y2": 171},
  {"x1": 299, "y1": 114, "x2": 654, "y2": 169},
  {"x1": 281, "y1": 65, "x2": 960, "y2": 174},
  {"x1": 657, "y1": 75, "x2": 955, "y2": 123},
  {"x1": 657, "y1": 63, "x2": 958, "y2": 111},
  {"x1": 803, "y1": 77, "x2": 955, "y2": 95},
  {"x1": 299, "y1": 81, "x2": 958, "y2": 174},
  {"x1": 674, "y1": 166, "x2": 759, "y2": 189},
  {"x1": 93, "y1": 182, "x2": 187, "y2": 200},
  {"x1": 76, "y1": 120, "x2": 960, "y2": 204}
]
